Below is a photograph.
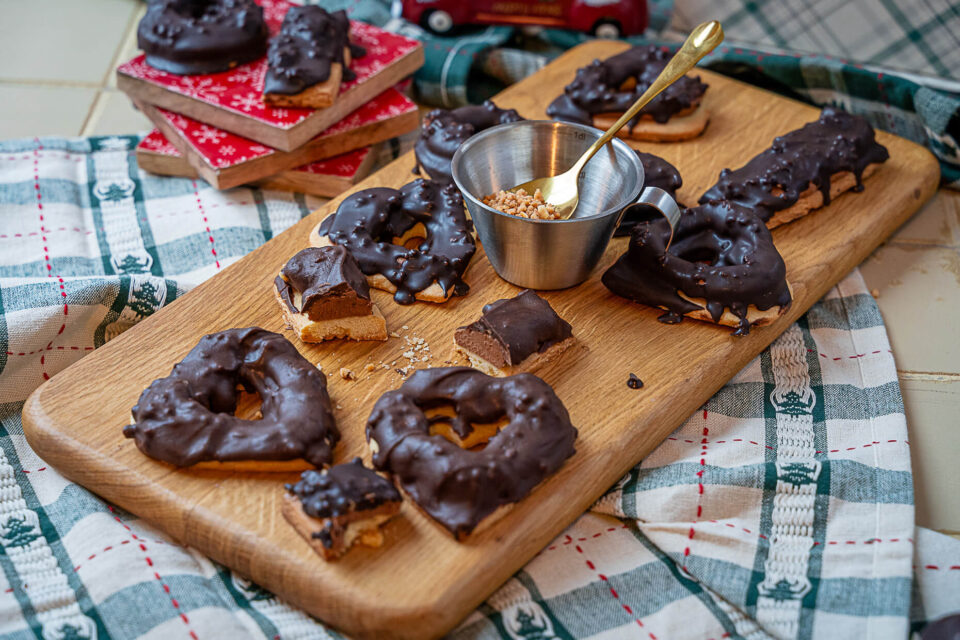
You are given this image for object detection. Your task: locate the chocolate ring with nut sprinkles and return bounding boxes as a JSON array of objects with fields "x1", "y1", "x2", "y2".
[
  {"x1": 124, "y1": 327, "x2": 338, "y2": 470},
  {"x1": 602, "y1": 200, "x2": 792, "y2": 336},
  {"x1": 309, "y1": 179, "x2": 477, "y2": 304},
  {"x1": 366, "y1": 367, "x2": 578, "y2": 540}
]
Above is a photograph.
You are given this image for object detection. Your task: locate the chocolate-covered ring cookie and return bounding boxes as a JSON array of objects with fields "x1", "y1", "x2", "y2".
[
  {"x1": 311, "y1": 179, "x2": 476, "y2": 305},
  {"x1": 137, "y1": 0, "x2": 268, "y2": 75},
  {"x1": 124, "y1": 327, "x2": 338, "y2": 468},
  {"x1": 547, "y1": 45, "x2": 708, "y2": 139},
  {"x1": 414, "y1": 101, "x2": 523, "y2": 184},
  {"x1": 366, "y1": 367, "x2": 578, "y2": 539},
  {"x1": 602, "y1": 201, "x2": 792, "y2": 336}
]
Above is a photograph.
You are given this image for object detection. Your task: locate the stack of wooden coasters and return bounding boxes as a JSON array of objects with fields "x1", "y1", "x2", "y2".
[{"x1": 117, "y1": 0, "x2": 424, "y2": 196}]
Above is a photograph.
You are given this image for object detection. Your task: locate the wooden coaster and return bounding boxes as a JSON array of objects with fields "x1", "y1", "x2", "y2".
[
  {"x1": 135, "y1": 85, "x2": 417, "y2": 190},
  {"x1": 116, "y1": 0, "x2": 424, "y2": 151},
  {"x1": 136, "y1": 130, "x2": 379, "y2": 197}
]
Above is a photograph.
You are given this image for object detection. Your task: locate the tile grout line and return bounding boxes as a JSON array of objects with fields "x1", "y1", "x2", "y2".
[
  {"x1": 897, "y1": 371, "x2": 960, "y2": 382},
  {"x1": 80, "y1": 3, "x2": 146, "y2": 137}
]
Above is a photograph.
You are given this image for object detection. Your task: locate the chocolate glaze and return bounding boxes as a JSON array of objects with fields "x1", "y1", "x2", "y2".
[
  {"x1": 286, "y1": 457, "x2": 401, "y2": 526},
  {"x1": 615, "y1": 151, "x2": 684, "y2": 237},
  {"x1": 264, "y1": 5, "x2": 366, "y2": 95},
  {"x1": 366, "y1": 367, "x2": 577, "y2": 538},
  {"x1": 317, "y1": 179, "x2": 476, "y2": 304},
  {"x1": 455, "y1": 290, "x2": 572, "y2": 367},
  {"x1": 627, "y1": 373, "x2": 643, "y2": 389},
  {"x1": 275, "y1": 246, "x2": 372, "y2": 321},
  {"x1": 547, "y1": 45, "x2": 707, "y2": 131},
  {"x1": 602, "y1": 201, "x2": 791, "y2": 336},
  {"x1": 699, "y1": 107, "x2": 889, "y2": 221},
  {"x1": 413, "y1": 101, "x2": 524, "y2": 184},
  {"x1": 124, "y1": 328, "x2": 338, "y2": 466},
  {"x1": 920, "y1": 614, "x2": 960, "y2": 640},
  {"x1": 138, "y1": 0, "x2": 267, "y2": 75}
]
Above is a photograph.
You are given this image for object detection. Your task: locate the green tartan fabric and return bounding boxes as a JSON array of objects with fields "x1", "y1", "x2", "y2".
[{"x1": 1, "y1": 134, "x2": 958, "y2": 639}]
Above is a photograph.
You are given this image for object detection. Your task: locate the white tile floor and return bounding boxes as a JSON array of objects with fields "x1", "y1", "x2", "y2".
[{"x1": 0, "y1": 0, "x2": 957, "y2": 534}]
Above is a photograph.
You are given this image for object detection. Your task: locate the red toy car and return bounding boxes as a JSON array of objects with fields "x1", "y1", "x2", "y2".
[{"x1": 400, "y1": 0, "x2": 648, "y2": 39}]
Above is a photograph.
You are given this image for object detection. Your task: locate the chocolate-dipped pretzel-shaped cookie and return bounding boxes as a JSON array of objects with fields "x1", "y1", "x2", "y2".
[
  {"x1": 602, "y1": 201, "x2": 792, "y2": 336},
  {"x1": 414, "y1": 100, "x2": 523, "y2": 184},
  {"x1": 124, "y1": 328, "x2": 338, "y2": 469},
  {"x1": 310, "y1": 179, "x2": 476, "y2": 304},
  {"x1": 366, "y1": 367, "x2": 578, "y2": 539},
  {"x1": 699, "y1": 107, "x2": 889, "y2": 228},
  {"x1": 547, "y1": 44, "x2": 709, "y2": 141},
  {"x1": 616, "y1": 151, "x2": 684, "y2": 237}
]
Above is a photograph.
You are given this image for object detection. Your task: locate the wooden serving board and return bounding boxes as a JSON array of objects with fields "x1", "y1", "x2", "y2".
[
  {"x1": 22, "y1": 40, "x2": 939, "y2": 640},
  {"x1": 116, "y1": 0, "x2": 424, "y2": 151},
  {"x1": 136, "y1": 85, "x2": 416, "y2": 189},
  {"x1": 136, "y1": 130, "x2": 380, "y2": 197}
]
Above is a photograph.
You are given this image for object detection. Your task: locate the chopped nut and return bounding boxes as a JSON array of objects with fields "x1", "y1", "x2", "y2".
[
  {"x1": 483, "y1": 188, "x2": 560, "y2": 220},
  {"x1": 365, "y1": 363, "x2": 376, "y2": 372},
  {"x1": 339, "y1": 367, "x2": 355, "y2": 381}
]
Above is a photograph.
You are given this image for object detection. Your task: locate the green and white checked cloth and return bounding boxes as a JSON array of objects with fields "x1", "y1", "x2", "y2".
[{"x1": 1, "y1": 135, "x2": 959, "y2": 639}]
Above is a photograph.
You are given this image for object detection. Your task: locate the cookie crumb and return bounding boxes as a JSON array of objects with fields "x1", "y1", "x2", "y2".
[
  {"x1": 870, "y1": 288, "x2": 880, "y2": 298},
  {"x1": 627, "y1": 373, "x2": 644, "y2": 389},
  {"x1": 365, "y1": 363, "x2": 376, "y2": 372},
  {"x1": 389, "y1": 331, "x2": 400, "y2": 338},
  {"x1": 339, "y1": 367, "x2": 355, "y2": 381}
]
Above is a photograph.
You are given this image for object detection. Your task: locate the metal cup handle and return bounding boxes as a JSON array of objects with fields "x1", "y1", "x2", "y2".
[{"x1": 633, "y1": 186, "x2": 681, "y2": 251}]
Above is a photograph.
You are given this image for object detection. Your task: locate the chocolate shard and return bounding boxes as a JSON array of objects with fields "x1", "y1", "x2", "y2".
[
  {"x1": 455, "y1": 290, "x2": 572, "y2": 368},
  {"x1": 264, "y1": 5, "x2": 365, "y2": 95},
  {"x1": 547, "y1": 44, "x2": 707, "y2": 130},
  {"x1": 286, "y1": 457, "x2": 401, "y2": 521},
  {"x1": 276, "y1": 246, "x2": 373, "y2": 322},
  {"x1": 699, "y1": 106, "x2": 889, "y2": 220}
]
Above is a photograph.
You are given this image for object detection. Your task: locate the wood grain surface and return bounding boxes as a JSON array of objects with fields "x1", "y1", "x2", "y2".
[{"x1": 22, "y1": 40, "x2": 940, "y2": 640}]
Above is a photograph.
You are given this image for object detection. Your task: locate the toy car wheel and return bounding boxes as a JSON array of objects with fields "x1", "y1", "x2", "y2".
[
  {"x1": 592, "y1": 19, "x2": 622, "y2": 39},
  {"x1": 423, "y1": 9, "x2": 454, "y2": 35}
]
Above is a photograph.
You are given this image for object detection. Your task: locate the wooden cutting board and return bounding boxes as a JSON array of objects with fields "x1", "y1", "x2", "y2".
[{"x1": 22, "y1": 40, "x2": 939, "y2": 640}]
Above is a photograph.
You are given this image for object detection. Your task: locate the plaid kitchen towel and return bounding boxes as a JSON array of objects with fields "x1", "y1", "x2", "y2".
[
  {"x1": 309, "y1": 0, "x2": 960, "y2": 188},
  {"x1": 1, "y1": 136, "x2": 959, "y2": 639}
]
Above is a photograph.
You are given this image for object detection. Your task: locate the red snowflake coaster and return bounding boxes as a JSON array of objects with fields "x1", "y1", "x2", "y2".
[
  {"x1": 135, "y1": 86, "x2": 417, "y2": 190},
  {"x1": 137, "y1": 130, "x2": 378, "y2": 198},
  {"x1": 116, "y1": 0, "x2": 423, "y2": 151}
]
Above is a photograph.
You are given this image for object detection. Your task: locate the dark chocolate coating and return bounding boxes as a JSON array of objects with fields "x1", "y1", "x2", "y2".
[
  {"x1": 699, "y1": 107, "x2": 889, "y2": 221},
  {"x1": 457, "y1": 290, "x2": 572, "y2": 365},
  {"x1": 366, "y1": 367, "x2": 578, "y2": 538},
  {"x1": 124, "y1": 328, "x2": 338, "y2": 466},
  {"x1": 264, "y1": 5, "x2": 366, "y2": 95},
  {"x1": 275, "y1": 246, "x2": 372, "y2": 321},
  {"x1": 414, "y1": 101, "x2": 524, "y2": 184},
  {"x1": 137, "y1": 0, "x2": 267, "y2": 75},
  {"x1": 615, "y1": 151, "x2": 684, "y2": 237},
  {"x1": 547, "y1": 45, "x2": 707, "y2": 131},
  {"x1": 286, "y1": 457, "x2": 401, "y2": 520},
  {"x1": 602, "y1": 201, "x2": 791, "y2": 336},
  {"x1": 627, "y1": 373, "x2": 643, "y2": 389},
  {"x1": 317, "y1": 179, "x2": 477, "y2": 305},
  {"x1": 921, "y1": 614, "x2": 960, "y2": 640}
]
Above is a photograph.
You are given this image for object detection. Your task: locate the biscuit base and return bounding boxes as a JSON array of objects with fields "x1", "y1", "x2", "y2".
[
  {"x1": 311, "y1": 229, "x2": 458, "y2": 304},
  {"x1": 764, "y1": 164, "x2": 881, "y2": 229},
  {"x1": 274, "y1": 288, "x2": 388, "y2": 342},
  {"x1": 262, "y1": 49, "x2": 350, "y2": 109},
  {"x1": 592, "y1": 104, "x2": 709, "y2": 142},
  {"x1": 282, "y1": 493, "x2": 399, "y2": 561},
  {"x1": 452, "y1": 336, "x2": 576, "y2": 378},
  {"x1": 666, "y1": 283, "x2": 793, "y2": 331}
]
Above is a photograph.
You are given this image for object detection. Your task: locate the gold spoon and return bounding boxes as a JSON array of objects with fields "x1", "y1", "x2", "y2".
[{"x1": 510, "y1": 21, "x2": 724, "y2": 220}]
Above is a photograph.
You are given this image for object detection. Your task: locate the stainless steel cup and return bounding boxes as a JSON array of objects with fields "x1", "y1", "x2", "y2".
[{"x1": 451, "y1": 120, "x2": 680, "y2": 289}]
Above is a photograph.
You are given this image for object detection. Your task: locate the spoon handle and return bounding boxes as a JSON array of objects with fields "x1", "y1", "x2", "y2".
[{"x1": 571, "y1": 21, "x2": 724, "y2": 175}]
